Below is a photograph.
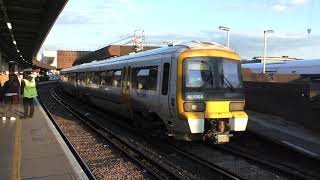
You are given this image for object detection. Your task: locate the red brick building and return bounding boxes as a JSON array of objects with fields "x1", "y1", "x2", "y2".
[{"x1": 57, "y1": 50, "x2": 91, "y2": 69}]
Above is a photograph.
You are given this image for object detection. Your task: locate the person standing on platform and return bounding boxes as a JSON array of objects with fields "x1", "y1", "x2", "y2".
[
  {"x1": 21, "y1": 69, "x2": 38, "y2": 119},
  {"x1": 0, "y1": 82, "x2": 4, "y2": 118},
  {"x1": 2, "y1": 73, "x2": 20, "y2": 121}
]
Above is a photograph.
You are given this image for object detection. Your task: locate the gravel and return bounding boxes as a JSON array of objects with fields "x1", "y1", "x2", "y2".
[{"x1": 38, "y1": 85, "x2": 154, "y2": 180}]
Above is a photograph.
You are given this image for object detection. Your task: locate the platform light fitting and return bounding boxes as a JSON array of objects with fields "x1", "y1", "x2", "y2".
[
  {"x1": 263, "y1": 29, "x2": 274, "y2": 74},
  {"x1": 264, "y1": 30, "x2": 274, "y2": 34},
  {"x1": 7, "y1": 22, "x2": 12, "y2": 30},
  {"x1": 17, "y1": 49, "x2": 20, "y2": 52},
  {"x1": 13, "y1": 40, "x2": 16, "y2": 45},
  {"x1": 219, "y1": 26, "x2": 230, "y2": 31},
  {"x1": 218, "y1": 25, "x2": 231, "y2": 47}
]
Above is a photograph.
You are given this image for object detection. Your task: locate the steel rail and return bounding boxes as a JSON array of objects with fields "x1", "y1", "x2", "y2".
[
  {"x1": 167, "y1": 144, "x2": 243, "y2": 180},
  {"x1": 214, "y1": 139, "x2": 318, "y2": 180}
]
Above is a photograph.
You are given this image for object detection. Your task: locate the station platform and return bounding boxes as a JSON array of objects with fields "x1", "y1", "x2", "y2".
[
  {"x1": 247, "y1": 110, "x2": 320, "y2": 159},
  {"x1": 0, "y1": 99, "x2": 88, "y2": 180}
]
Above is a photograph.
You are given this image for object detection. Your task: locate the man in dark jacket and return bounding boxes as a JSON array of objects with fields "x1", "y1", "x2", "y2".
[
  {"x1": 2, "y1": 73, "x2": 20, "y2": 120},
  {"x1": 0, "y1": 82, "x2": 3, "y2": 118}
]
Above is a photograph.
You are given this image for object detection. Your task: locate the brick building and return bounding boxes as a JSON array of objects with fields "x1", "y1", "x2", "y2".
[
  {"x1": 57, "y1": 50, "x2": 91, "y2": 69},
  {"x1": 41, "y1": 50, "x2": 91, "y2": 69}
]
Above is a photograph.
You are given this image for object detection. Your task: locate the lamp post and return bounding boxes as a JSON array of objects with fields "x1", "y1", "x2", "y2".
[
  {"x1": 263, "y1": 30, "x2": 274, "y2": 74},
  {"x1": 219, "y1": 26, "x2": 230, "y2": 47}
]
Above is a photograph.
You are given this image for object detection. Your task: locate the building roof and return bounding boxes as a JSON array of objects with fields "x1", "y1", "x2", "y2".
[
  {"x1": 73, "y1": 45, "x2": 159, "y2": 66},
  {"x1": 33, "y1": 59, "x2": 56, "y2": 70},
  {"x1": 0, "y1": 0, "x2": 68, "y2": 67}
]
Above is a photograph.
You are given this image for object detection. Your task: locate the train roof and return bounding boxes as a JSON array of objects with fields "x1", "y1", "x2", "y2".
[{"x1": 61, "y1": 41, "x2": 235, "y2": 73}]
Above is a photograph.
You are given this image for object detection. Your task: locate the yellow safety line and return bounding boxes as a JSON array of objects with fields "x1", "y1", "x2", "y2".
[{"x1": 11, "y1": 119, "x2": 22, "y2": 180}]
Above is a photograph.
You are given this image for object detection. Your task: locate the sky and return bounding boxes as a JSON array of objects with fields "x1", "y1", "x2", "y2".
[{"x1": 40, "y1": 0, "x2": 320, "y2": 59}]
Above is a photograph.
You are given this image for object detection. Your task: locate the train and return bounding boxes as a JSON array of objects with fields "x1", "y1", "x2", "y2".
[
  {"x1": 242, "y1": 59, "x2": 320, "y2": 80},
  {"x1": 59, "y1": 41, "x2": 248, "y2": 143}
]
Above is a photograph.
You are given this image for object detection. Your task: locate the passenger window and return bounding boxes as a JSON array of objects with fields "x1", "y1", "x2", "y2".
[
  {"x1": 61, "y1": 74, "x2": 67, "y2": 82},
  {"x1": 100, "y1": 69, "x2": 122, "y2": 88},
  {"x1": 69, "y1": 73, "x2": 76, "y2": 83},
  {"x1": 87, "y1": 72, "x2": 94, "y2": 85},
  {"x1": 132, "y1": 66, "x2": 158, "y2": 91},
  {"x1": 162, "y1": 63, "x2": 170, "y2": 95},
  {"x1": 93, "y1": 72, "x2": 101, "y2": 85},
  {"x1": 113, "y1": 70, "x2": 122, "y2": 88},
  {"x1": 102, "y1": 70, "x2": 114, "y2": 86},
  {"x1": 79, "y1": 73, "x2": 86, "y2": 86}
]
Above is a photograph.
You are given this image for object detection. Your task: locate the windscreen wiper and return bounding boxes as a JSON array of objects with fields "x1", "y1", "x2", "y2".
[{"x1": 223, "y1": 76, "x2": 234, "y2": 91}]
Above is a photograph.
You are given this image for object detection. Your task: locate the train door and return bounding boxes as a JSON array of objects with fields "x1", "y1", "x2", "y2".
[
  {"x1": 159, "y1": 57, "x2": 172, "y2": 123},
  {"x1": 121, "y1": 65, "x2": 131, "y2": 117}
]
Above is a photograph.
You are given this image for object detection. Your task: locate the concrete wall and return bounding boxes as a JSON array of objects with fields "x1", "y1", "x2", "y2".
[
  {"x1": 244, "y1": 81, "x2": 320, "y2": 132},
  {"x1": 242, "y1": 68, "x2": 320, "y2": 132}
]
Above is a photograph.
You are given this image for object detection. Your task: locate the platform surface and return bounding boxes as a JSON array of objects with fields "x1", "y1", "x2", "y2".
[
  {"x1": 0, "y1": 99, "x2": 88, "y2": 180},
  {"x1": 247, "y1": 110, "x2": 320, "y2": 159}
]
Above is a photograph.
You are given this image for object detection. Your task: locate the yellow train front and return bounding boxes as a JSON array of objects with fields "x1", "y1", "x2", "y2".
[{"x1": 172, "y1": 42, "x2": 248, "y2": 143}]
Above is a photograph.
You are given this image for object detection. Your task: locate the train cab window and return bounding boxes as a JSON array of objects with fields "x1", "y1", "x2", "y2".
[
  {"x1": 162, "y1": 63, "x2": 170, "y2": 95},
  {"x1": 132, "y1": 66, "x2": 158, "y2": 91}
]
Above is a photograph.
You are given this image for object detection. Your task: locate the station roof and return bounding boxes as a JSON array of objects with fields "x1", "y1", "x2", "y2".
[{"x1": 0, "y1": 0, "x2": 68, "y2": 67}]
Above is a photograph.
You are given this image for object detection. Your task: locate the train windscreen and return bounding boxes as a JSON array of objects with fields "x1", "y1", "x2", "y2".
[{"x1": 183, "y1": 57, "x2": 244, "y2": 100}]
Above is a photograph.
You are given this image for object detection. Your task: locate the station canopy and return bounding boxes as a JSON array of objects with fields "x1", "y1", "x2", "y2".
[{"x1": 0, "y1": 0, "x2": 68, "y2": 67}]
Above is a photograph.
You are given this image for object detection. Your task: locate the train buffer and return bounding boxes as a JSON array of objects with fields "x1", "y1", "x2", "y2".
[{"x1": 0, "y1": 99, "x2": 88, "y2": 180}]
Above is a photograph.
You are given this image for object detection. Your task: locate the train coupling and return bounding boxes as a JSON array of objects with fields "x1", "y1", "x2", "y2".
[
  {"x1": 215, "y1": 134, "x2": 232, "y2": 144},
  {"x1": 203, "y1": 131, "x2": 233, "y2": 144}
]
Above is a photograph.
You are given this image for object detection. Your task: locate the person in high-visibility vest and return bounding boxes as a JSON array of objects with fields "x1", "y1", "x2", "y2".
[{"x1": 21, "y1": 69, "x2": 38, "y2": 118}]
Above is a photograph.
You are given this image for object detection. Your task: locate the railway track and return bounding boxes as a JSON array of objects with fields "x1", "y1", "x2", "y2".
[
  {"x1": 52, "y1": 84, "x2": 310, "y2": 180},
  {"x1": 215, "y1": 132, "x2": 320, "y2": 179},
  {"x1": 49, "y1": 86, "x2": 243, "y2": 179},
  {"x1": 38, "y1": 82, "x2": 318, "y2": 179}
]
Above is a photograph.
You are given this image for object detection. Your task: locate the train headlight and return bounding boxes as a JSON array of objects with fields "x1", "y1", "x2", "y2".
[
  {"x1": 184, "y1": 102, "x2": 205, "y2": 112},
  {"x1": 229, "y1": 102, "x2": 245, "y2": 111}
]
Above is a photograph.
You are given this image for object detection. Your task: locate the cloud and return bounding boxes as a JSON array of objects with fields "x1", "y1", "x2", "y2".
[
  {"x1": 56, "y1": 0, "x2": 140, "y2": 25},
  {"x1": 272, "y1": 4, "x2": 287, "y2": 12},
  {"x1": 142, "y1": 31, "x2": 320, "y2": 59},
  {"x1": 292, "y1": 0, "x2": 308, "y2": 5},
  {"x1": 271, "y1": 0, "x2": 309, "y2": 12}
]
